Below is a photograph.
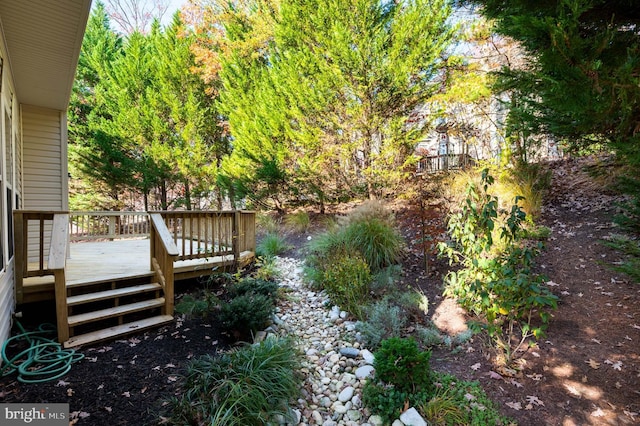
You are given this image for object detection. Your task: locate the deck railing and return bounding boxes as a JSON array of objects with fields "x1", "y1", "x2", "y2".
[
  {"x1": 13, "y1": 211, "x2": 69, "y2": 332},
  {"x1": 417, "y1": 153, "x2": 475, "y2": 174},
  {"x1": 155, "y1": 211, "x2": 256, "y2": 262},
  {"x1": 69, "y1": 211, "x2": 150, "y2": 242},
  {"x1": 149, "y1": 214, "x2": 178, "y2": 316}
]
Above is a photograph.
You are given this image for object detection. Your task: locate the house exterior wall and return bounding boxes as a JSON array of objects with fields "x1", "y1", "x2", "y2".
[
  {"x1": 0, "y1": 29, "x2": 19, "y2": 346},
  {"x1": 22, "y1": 105, "x2": 67, "y2": 263}
]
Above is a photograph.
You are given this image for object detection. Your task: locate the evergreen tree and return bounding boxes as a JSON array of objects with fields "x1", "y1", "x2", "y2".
[
  {"x1": 467, "y1": 0, "x2": 640, "y2": 165},
  {"x1": 212, "y1": 0, "x2": 455, "y2": 209}
]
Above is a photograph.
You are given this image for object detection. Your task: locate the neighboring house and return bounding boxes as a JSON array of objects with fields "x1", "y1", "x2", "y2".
[{"x1": 0, "y1": 1, "x2": 92, "y2": 346}]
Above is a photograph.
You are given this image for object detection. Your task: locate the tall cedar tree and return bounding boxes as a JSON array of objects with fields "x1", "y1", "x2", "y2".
[{"x1": 215, "y1": 0, "x2": 455, "y2": 210}]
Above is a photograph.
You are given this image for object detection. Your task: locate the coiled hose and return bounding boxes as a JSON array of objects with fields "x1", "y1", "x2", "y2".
[{"x1": 1, "y1": 321, "x2": 84, "y2": 383}]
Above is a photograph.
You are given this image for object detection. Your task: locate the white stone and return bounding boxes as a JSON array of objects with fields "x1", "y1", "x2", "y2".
[
  {"x1": 355, "y1": 365, "x2": 375, "y2": 379},
  {"x1": 399, "y1": 407, "x2": 427, "y2": 426},
  {"x1": 368, "y1": 415, "x2": 384, "y2": 426},
  {"x1": 312, "y1": 410, "x2": 323, "y2": 424},
  {"x1": 392, "y1": 420, "x2": 404, "y2": 426},
  {"x1": 360, "y1": 349, "x2": 375, "y2": 365},
  {"x1": 338, "y1": 386, "x2": 354, "y2": 403},
  {"x1": 332, "y1": 401, "x2": 348, "y2": 414}
]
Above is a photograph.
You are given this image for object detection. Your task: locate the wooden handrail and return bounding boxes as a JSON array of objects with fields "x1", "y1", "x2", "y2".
[
  {"x1": 13, "y1": 210, "x2": 70, "y2": 341},
  {"x1": 149, "y1": 213, "x2": 178, "y2": 317}
]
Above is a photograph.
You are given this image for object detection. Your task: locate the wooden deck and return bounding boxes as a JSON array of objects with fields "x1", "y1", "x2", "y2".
[
  {"x1": 14, "y1": 210, "x2": 256, "y2": 347},
  {"x1": 22, "y1": 238, "x2": 254, "y2": 301}
]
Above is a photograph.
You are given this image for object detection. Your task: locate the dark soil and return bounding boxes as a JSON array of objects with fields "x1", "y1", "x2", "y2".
[{"x1": 1, "y1": 157, "x2": 639, "y2": 425}]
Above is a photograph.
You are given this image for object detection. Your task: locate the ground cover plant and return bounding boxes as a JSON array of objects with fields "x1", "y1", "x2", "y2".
[{"x1": 163, "y1": 337, "x2": 301, "y2": 425}]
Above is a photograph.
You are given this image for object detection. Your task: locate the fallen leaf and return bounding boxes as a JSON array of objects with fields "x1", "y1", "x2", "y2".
[
  {"x1": 488, "y1": 371, "x2": 503, "y2": 380},
  {"x1": 506, "y1": 401, "x2": 522, "y2": 410},
  {"x1": 624, "y1": 410, "x2": 638, "y2": 419},
  {"x1": 546, "y1": 281, "x2": 559, "y2": 287},
  {"x1": 122, "y1": 391, "x2": 130, "y2": 398},
  {"x1": 591, "y1": 407, "x2": 605, "y2": 417},
  {"x1": 586, "y1": 359, "x2": 600, "y2": 369},
  {"x1": 67, "y1": 388, "x2": 74, "y2": 397},
  {"x1": 104, "y1": 407, "x2": 112, "y2": 413},
  {"x1": 464, "y1": 393, "x2": 476, "y2": 401},
  {"x1": 86, "y1": 357, "x2": 98, "y2": 362},
  {"x1": 141, "y1": 387, "x2": 148, "y2": 394},
  {"x1": 510, "y1": 379, "x2": 523, "y2": 388},
  {"x1": 470, "y1": 363, "x2": 481, "y2": 371},
  {"x1": 165, "y1": 363, "x2": 176, "y2": 368},
  {"x1": 612, "y1": 361, "x2": 623, "y2": 371},
  {"x1": 527, "y1": 373, "x2": 543, "y2": 381},
  {"x1": 56, "y1": 380, "x2": 70, "y2": 387},
  {"x1": 97, "y1": 384, "x2": 104, "y2": 390},
  {"x1": 526, "y1": 395, "x2": 544, "y2": 406},
  {"x1": 591, "y1": 338, "x2": 601, "y2": 345},
  {"x1": 167, "y1": 376, "x2": 178, "y2": 382}
]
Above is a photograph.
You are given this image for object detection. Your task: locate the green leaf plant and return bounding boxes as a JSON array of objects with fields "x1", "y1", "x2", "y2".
[{"x1": 439, "y1": 169, "x2": 557, "y2": 365}]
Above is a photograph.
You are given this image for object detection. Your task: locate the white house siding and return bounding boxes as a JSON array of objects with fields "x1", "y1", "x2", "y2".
[{"x1": 22, "y1": 105, "x2": 66, "y2": 263}]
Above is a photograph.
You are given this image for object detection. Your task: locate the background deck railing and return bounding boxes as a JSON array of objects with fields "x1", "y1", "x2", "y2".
[
  {"x1": 69, "y1": 211, "x2": 150, "y2": 242},
  {"x1": 417, "y1": 153, "x2": 475, "y2": 174}
]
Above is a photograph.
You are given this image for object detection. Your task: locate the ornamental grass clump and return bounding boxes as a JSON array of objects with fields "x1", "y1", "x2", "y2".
[
  {"x1": 304, "y1": 201, "x2": 405, "y2": 316},
  {"x1": 165, "y1": 337, "x2": 301, "y2": 425}
]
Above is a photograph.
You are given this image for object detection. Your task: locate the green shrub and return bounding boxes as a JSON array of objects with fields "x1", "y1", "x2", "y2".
[
  {"x1": 231, "y1": 278, "x2": 279, "y2": 301},
  {"x1": 374, "y1": 337, "x2": 433, "y2": 394},
  {"x1": 218, "y1": 293, "x2": 274, "y2": 341},
  {"x1": 416, "y1": 326, "x2": 444, "y2": 348},
  {"x1": 175, "y1": 292, "x2": 219, "y2": 318},
  {"x1": 253, "y1": 256, "x2": 281, "y2": 281},
  {"x1": 370, "y1": 264, "x2": 403, "y2": 295},
  {"x1": 439, "y1": 169, "x2": 557, "y2": 363},
  {"x1": 165, "y1": 337, "x2": 301, "y2": 425},
  {"x1": 256, "y1": 232, "x2": 291, "y2": 258},
  {"x1": 362, "y1": 337, "x2": 433, "y2": 423},
  {"x1": 343, "y1": 219, "x2": 405, "y2": 272},
  {"x1": 323, "y1": 255, "x2": 371, "y2": 319},
  {"x1": 362, "y1": 382, "x2": 430, "y2": 424},
  {"x1": 356, "y1": 300, "x2": 407, "y2": 349}
]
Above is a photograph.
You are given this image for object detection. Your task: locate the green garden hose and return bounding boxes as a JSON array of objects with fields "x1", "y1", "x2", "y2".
[{"x1": 1, "y1": 322, "x2": 84, "y2": 384}]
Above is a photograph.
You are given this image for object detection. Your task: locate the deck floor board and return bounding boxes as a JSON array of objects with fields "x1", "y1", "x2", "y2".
[{"x1": 22, "y1": 239, "x2": 254, "y2": 297}]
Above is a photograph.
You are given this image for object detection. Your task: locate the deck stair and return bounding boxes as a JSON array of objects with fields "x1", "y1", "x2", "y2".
[{"x1": 62, "y1": 276, "x2": 173, "y2": 348}]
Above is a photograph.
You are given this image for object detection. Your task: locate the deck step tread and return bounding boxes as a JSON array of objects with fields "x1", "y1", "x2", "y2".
[
  {"x1": 63, "y1": 315, "x2": 173, "y2": 348},
  {"x1": 68, "y1": 298, "x2": 165, "y2": 326},
  {"x1": 67, "y1": 283, "x2": 161, "y2": 306}
]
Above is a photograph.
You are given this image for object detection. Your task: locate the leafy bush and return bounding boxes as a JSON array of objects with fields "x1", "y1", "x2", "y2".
[
  {"x1": 231, "y1": 278, "x2": 279, "y2": 301},
  {"x1": 175, "y1": 292, "x2": 219, "y2": 318},
  {"x1": 439, "y1": 169, "x2": 557, "y2": 363},
  {"x1": 362, "y1": 382, "x2": 430, "y2": 424},
  {"x1": 362, "y1": 337, "x2": 433, "y2": 423},
  {"x1": 165, "y1": 337, "x2": 301, "y2": 425},
  {"x1": 356, "y1": 299, "x2": 408, "y2": 349},
  {"x1": 370, "y1": 264, "x2": 403, "y2": 294},
  {"x1": 218, "y1": 293, "x2": 274, "y2": 341},
  {"x1": 373, "y1": 337, "x2": 433, "y2": 394},
  {"x1": 252, "y1": 256, "x2": 281, "y2": 281},
  {"x1": 322, "y1": 255, "x2": 371, "y2": 319},
  {"x1": 256, "y1": 232, "x2": 291, "y2": 258}
]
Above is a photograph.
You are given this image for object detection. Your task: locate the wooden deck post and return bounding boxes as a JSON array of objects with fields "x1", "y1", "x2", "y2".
[
  {"x1": 54, "y1": 269, "x2": 69, "y2": 343},
  {"x1": 233, "y1": 210, "x2": 241, "y2": 262},
  {"x1": 13, "y1": 212, "x2": 25, "y2": 304}
]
